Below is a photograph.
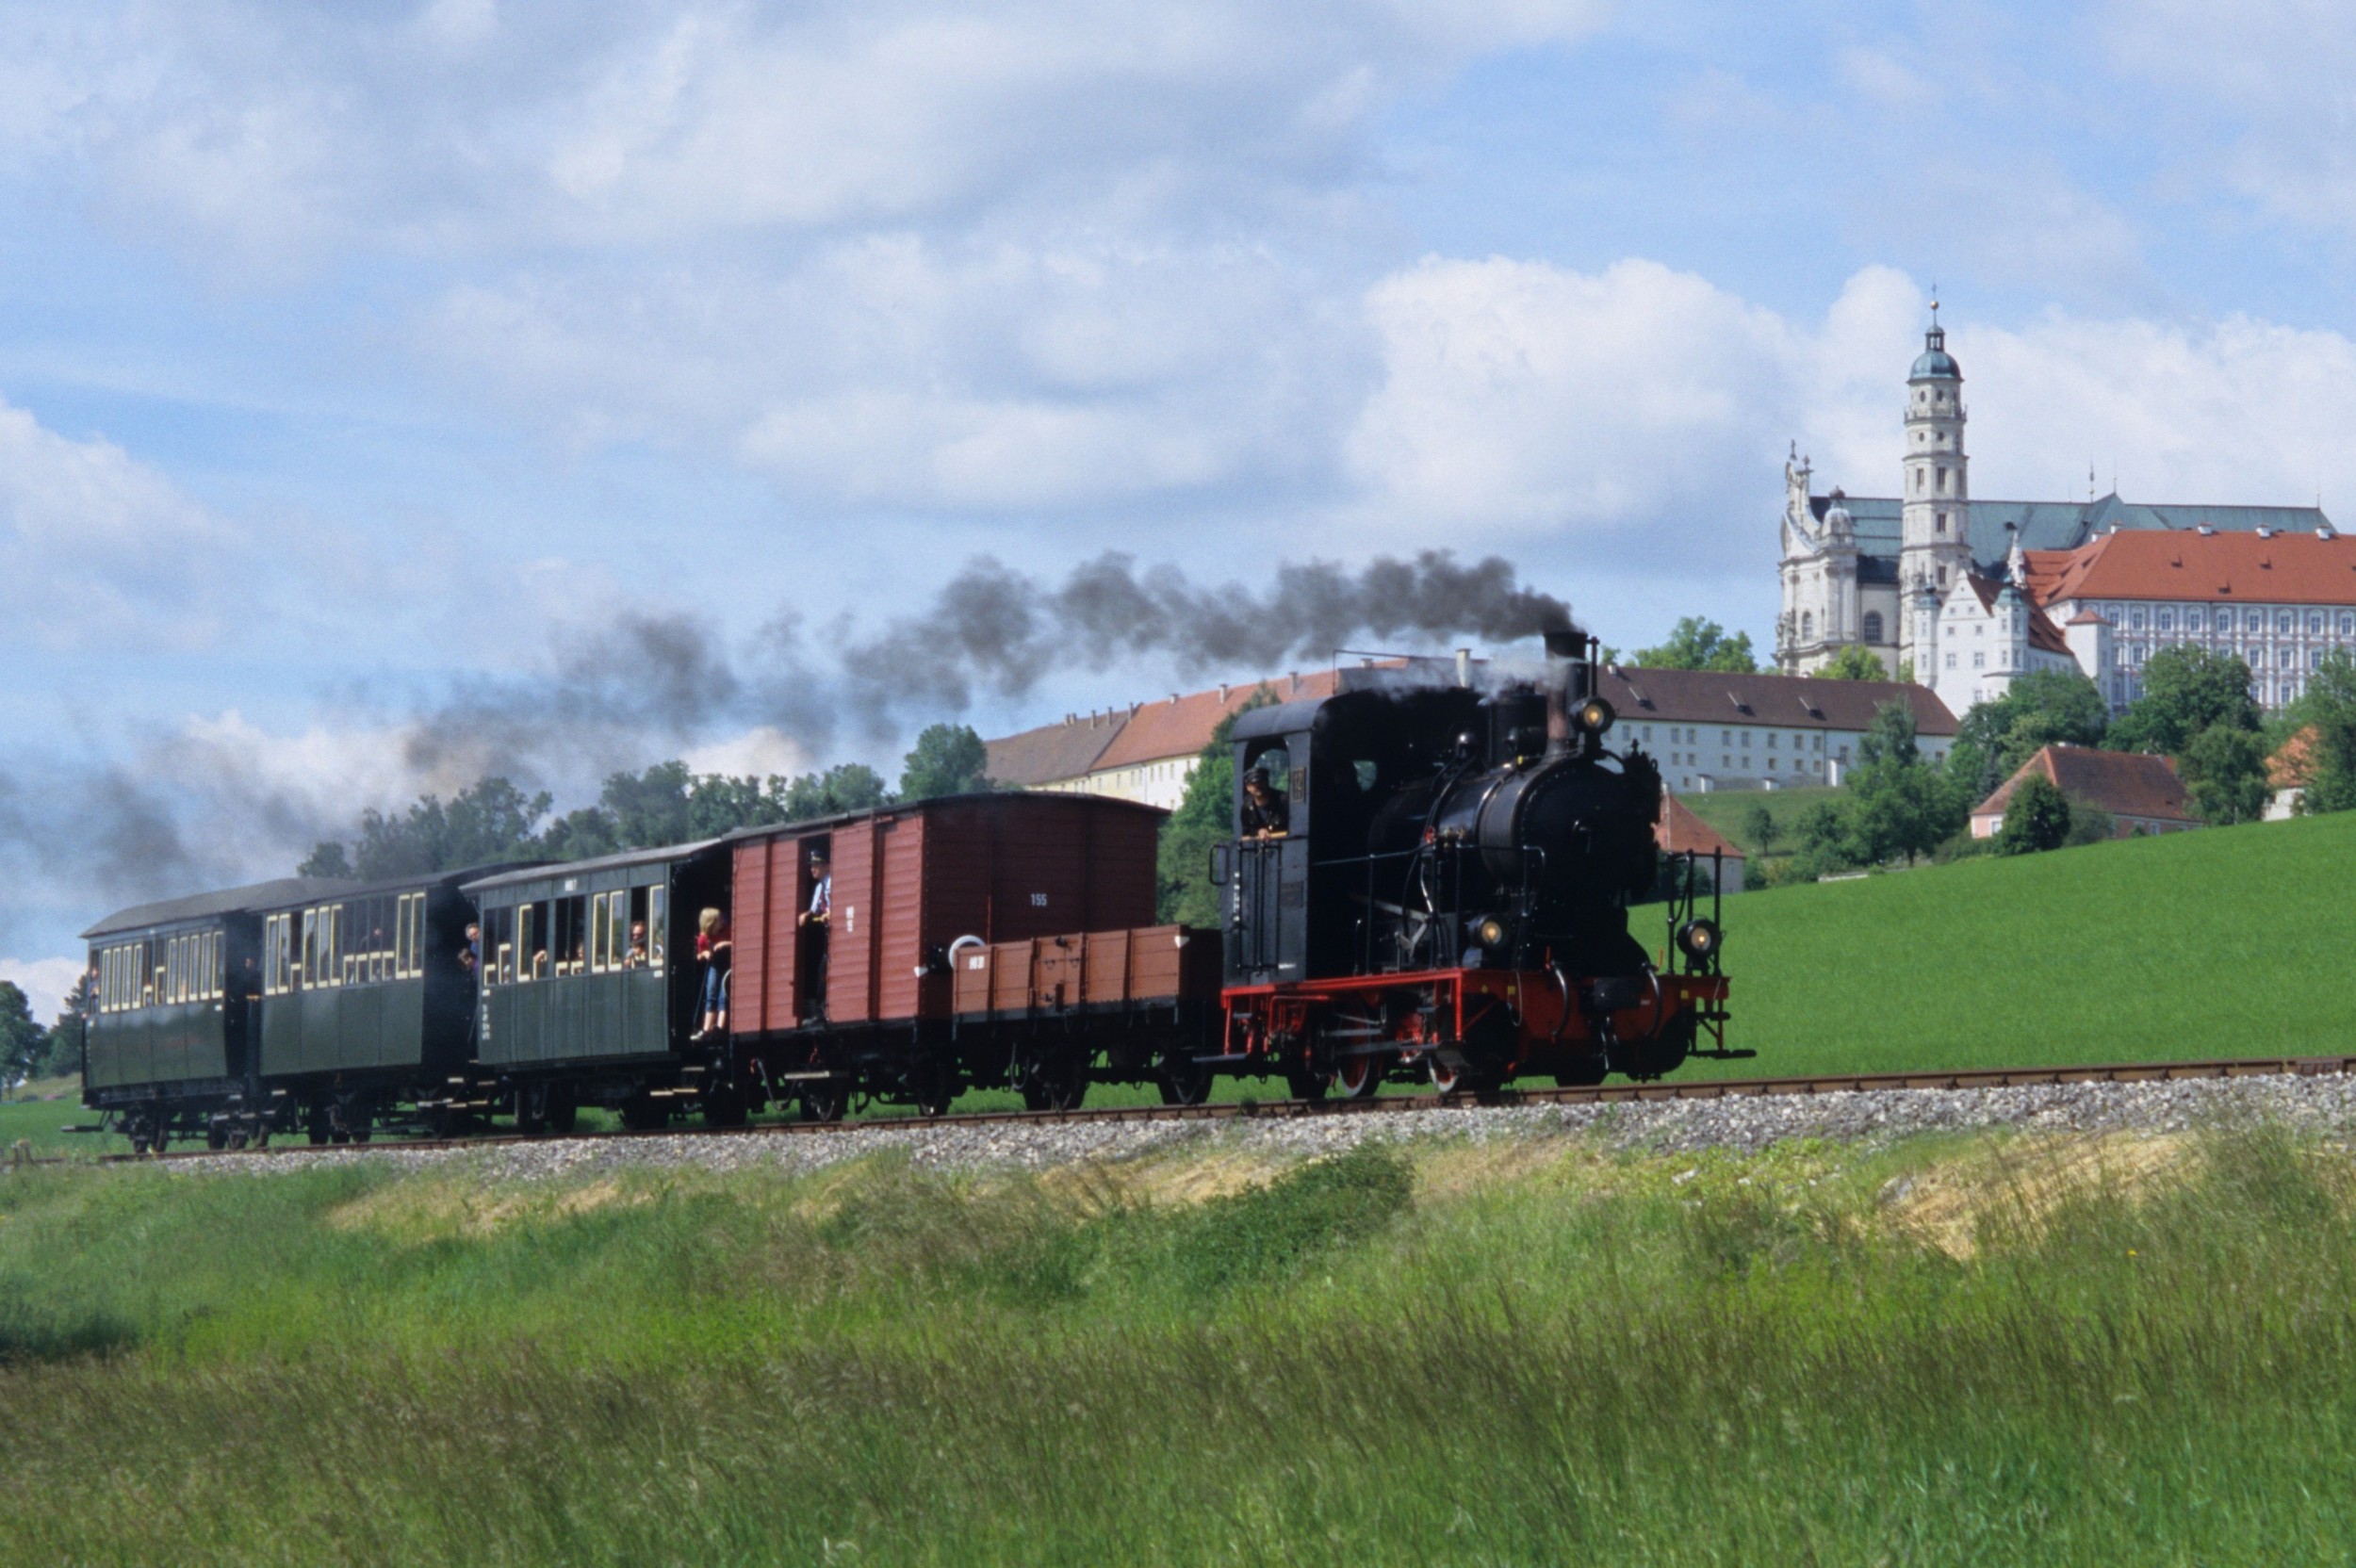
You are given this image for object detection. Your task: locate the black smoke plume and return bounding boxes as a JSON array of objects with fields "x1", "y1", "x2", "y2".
[{"x1": 842, "y1": 549, "x2": 1571, "y2": 715}]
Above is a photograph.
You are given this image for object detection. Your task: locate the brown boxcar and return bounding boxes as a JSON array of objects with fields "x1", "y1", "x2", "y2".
[
  {"x1": 728, "y1": 792, "x2": 1167, "y2": 1034},
  {"x1": 951, "y1": 924, "x2": 1220, "y2": 1018}
]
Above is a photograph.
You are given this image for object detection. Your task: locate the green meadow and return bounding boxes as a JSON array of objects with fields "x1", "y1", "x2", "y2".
[
  {"x1": 1708, "y1": 809, "x2": 2356, "y2": 1076},
  {"x1": 7, "y1": 1123, "x2": 2356, "y2": 1563}
]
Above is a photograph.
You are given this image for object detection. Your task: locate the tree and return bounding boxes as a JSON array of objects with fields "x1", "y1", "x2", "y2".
[
  {"x1": 1812, "y1": 645, "x2": 1890, "y2": 681},
  {"x1": 779, "y1": 762, "x2": 889, "y2": 821},
  {"x1": 1995, "y1": 772, "x2": 2071, "y2": 855},
  {"x1": 1742, "y1": 801, "x2": 1780, "y2": 854},
  {"x1": 899, "y1": 724, "x2": 992, "y2": 801},
  {"x1": 1156, "y1": 687, "x2": 1277, "y2": 924},
  {"x1": 0, "y1": 981, "x2": 46, "y2": 1089},
  {"x1": 1630, "y1": 617, "x2": 1758, "y2": 673},
  {"x1": 2179, "y1": 725, "x2": 2270, "y2": 825},
  {"x1": 1950, "y1": 670, "x2": 2110, "y2": 804},
  {"x1": 297, "y1": 841, "x2": 353, "y2": 878},
  {"x1": 2107, "y1": 645, "x2": 2259, "y2": 756},
  {"x1": 342, "y1": 776, "x2": 554, "y2": 877},
  {"x1": 1843, "y1": 701, "x2": 1965, "y2": 865},
  {"x1": 2293, "y1": 650, "x2": 2356, "y2": 814}
]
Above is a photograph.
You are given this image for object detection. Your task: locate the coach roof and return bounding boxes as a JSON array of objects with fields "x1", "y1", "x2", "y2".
[
  {"x1": 462, "y1": 840, "x2": 728, "y2": 894},
  {"x1": 83, "y1": 876, "x2": 363, "y2": 940}
]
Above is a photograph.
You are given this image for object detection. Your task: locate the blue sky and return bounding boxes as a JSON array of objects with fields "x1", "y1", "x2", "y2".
[{"x1": 6, "y1": 0, "x2": 2356, "y2": 991}]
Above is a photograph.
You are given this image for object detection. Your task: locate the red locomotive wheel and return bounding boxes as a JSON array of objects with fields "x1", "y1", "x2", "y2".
[{"x1": 1334, "y1": 1052, "x2": 1387, "y2": 1100}]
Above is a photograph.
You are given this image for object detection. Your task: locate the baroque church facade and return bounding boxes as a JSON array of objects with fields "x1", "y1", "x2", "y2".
[{"x1": 1775, "y1": 313, "x2": 2335, "y2": 715}]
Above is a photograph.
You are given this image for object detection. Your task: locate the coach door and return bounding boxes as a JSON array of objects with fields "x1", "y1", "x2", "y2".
[{"x1": 1228, "y1": 736, "x2": 1308, "y2": 985}]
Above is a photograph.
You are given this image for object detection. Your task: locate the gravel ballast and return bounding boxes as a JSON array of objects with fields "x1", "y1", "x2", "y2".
[{"x1": 146, "y1": 1071, "x2": 2356, "y2": 1184}]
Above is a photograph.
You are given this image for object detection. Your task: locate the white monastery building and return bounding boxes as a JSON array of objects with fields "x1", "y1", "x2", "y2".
[
  {"x1": 1777, "y1": 309, "x2": 2355, "y2": 715},
  {"x1": 988, "y1": 663, "x2": 1955, "y2": 804}
]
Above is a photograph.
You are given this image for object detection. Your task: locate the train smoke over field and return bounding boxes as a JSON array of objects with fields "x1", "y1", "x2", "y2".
[
  {"x1": 843, "y1": 549, "x2": 1573, "y2": 713},
  {"x1": 0, "y1": 549, "x2": 1571, "y2": 946}
]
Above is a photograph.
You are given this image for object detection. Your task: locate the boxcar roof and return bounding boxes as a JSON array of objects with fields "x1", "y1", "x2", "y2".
[
  {"x1": 83, "y1": 876, "x2": 363, "y2": 939},
  {"x1": 460, "y1": 840, "x2": 727, "y2": 894},
  {"x1": 717, "y1": 790, "x2": 1170, "y2": 846}
]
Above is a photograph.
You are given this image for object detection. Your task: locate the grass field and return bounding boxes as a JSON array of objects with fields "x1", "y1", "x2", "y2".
[
  {"x1": 1673, "y1": 783, "x2": 1841, "y2": 854},
  {"x1": 1709, "y1": 809, "x2": 2356, "y2": 1077},
  {"x1": 6, "y1": 1123, "x2": 2356, "y2": 1563}
]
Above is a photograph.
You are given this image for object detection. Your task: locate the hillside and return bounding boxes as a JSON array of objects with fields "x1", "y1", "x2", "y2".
[
  {"x1": 1674, "y1": 784, "x2": 1841, "y2": 855},
  {"x1": 1710, "y1": 810, "x2": 2356, "y2": 1076}
]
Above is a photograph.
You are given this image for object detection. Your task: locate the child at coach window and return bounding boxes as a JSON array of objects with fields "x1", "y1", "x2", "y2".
[{"x1": 691, "y1": 907, "x2": 732, "y2": 1041}]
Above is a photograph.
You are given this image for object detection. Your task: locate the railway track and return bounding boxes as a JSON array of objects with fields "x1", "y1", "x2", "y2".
[{"x1": 19, "y1": 1053, "x2": 2350, "y2": 1168}]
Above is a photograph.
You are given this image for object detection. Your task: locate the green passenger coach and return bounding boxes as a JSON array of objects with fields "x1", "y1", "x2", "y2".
[
  {"x1": 251, "y1": 866, "x2": 528, "y2": 1144},
  {"x1": 83, "y1": 876, "x2": 359, "y2": 1152},
  {"x1": 463, "y1": 840, "x2": 731, "y2": 1130}
]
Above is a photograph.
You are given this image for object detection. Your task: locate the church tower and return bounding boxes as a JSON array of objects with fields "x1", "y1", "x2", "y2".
[{"x1": 1900, "y1": 306, "x2": 1970, "y2": 677}]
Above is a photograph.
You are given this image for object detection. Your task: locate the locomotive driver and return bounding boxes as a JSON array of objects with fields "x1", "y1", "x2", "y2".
[{"x1": 1241, "y1": 767, "x2": 1289, "y2": 838}]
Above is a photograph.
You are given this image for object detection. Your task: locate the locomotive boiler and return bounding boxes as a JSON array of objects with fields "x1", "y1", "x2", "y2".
[{"x1": 1213, "y1": 629, "x2": 1726, "y2": 1100}]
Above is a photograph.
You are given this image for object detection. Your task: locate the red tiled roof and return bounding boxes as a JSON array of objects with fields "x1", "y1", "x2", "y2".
[
  {"x1": 1600, "y1": 665, "x2": 1958, "y2": 737},
  {"x1": 1657, "y1": 793, "x2": 1743, "y2": 861},
  {"x1": 1958, "y1": 571, "x2": 2072, "y2": 654},
  {"x1": 2025, "y1": 527, "x2": 2356, "y2": 607},
  {"x1": 1974, "y1": 744, "x2": 2195, "y2": 825},
  {"x1": 1088, "y1": 670, "x2": 1340, "y2": 771}
]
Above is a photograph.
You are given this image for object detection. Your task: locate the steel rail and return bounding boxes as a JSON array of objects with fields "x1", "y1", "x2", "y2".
[{"x1": 21, "y1": 1052, "x2": 2349, "y2": 1168}]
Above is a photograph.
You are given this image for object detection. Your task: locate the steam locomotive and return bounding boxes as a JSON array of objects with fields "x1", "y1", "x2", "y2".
[{"x1": 74, "y1": 630, "x2": 1726, "y2": 1151}]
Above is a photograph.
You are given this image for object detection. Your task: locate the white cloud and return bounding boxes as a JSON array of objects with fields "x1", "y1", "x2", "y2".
[
  {"x1": 1345, "y1": 255, "x2": 1804, "y2": 540},
  {"x1": 0, "y1": 395, "x2": 234, "y2": 650},
  {"x1": 0, "y1": 956, "x2": 84, "y2": 1017},
  {"x1": 1344, "y1": 255, "x2": 2356, "y2": 561},
  {"x1": 0, "y1": 0, "x2": 1609, "y2": 265}
]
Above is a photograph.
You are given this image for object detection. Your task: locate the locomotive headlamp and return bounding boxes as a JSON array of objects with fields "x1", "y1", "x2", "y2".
[
  {"x1": 1474, "y1": 916, "x2": 1509, "y2": 949},
  {"x1": 1676, "y1": 918, "x2": 1721, "y2": 960},
  {"x1": 1574, "y1": 696, "x2": 1616, "y2": 736}
]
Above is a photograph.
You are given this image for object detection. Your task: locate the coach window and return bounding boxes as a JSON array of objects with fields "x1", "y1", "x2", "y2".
[
  {"x1": 554, "y1": 895, "x2": 588, "y2": 974},
  {"x1": 607, "y1": 891, "x2": 629, "y2": 971},
  {"x1": 646, "y1": 885, "x2": 668, "y2": 967},
  {"x1": 486, "y1": 904, "x2": 515, "y2": 986},
  {"x1": 516, "y1": 903, "x2": 540, "y2": 981},
  {"x1": 590, "y1": 892, "x2": 611, "y2": 972}
]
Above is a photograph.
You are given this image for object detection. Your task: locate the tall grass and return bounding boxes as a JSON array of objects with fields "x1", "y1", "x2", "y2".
[{"x1": 5, "y1": 1125, "x2": 2356, "y2": 1562}]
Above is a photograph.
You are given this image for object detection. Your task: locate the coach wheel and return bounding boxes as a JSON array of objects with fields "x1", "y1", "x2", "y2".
[
  {"x1": 129, "y1": 1127, "x2": 151, "y2": 1156},
  {"x1": 1284, "y1": 1066, "x2": 1331, "y2": 1103},
  {"x1": 548, "y1": 1089, "x2": 580, "y2": 1136},
  {"x1": 702, "y1": 1084, "x2": 749, "y2": 1129},
  {"x1": 228, "y1": 1126, "x2": 251, "y2": 1151},
  {"x1": 1333, "y1": 1053, "x2": 1388, "y2": 1101},
  {"x1": 306, "y1": 1103, "x2": 333, "y2": 1146},
  {"x1": 1020, "y1": 1058, "x2": 1087, "y2": 1114},
  {"x1": 515, "y1": 1084, "x2": 548, "y2": 1135},
  {"x1": 619, "y1": 1093, "x2": 668, "y2": 1132},
  {"x1": 1553, "y1": 1057, "x2": 1608, "y2": 1088},
  {"x1": 206, "y1": 1122, "x2": 230, "y2": 1152},
  {"x1": 909, "y1": 1062, "x2": 957, "y2": 1119},
  {"x1": 1159, "y1": 1057, "x2": 1213, "y2": 1106},
  {"x1": 1429, "y1": 1054, "x2": 1501, "y2": 1099},
  {"x1": 799, "y1": 1083, "x2": 850, "y2": 1124}
]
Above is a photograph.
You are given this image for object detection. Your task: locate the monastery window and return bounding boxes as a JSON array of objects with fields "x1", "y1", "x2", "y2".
[
  {"x1": 1973, "y1": 651, "x2": 1985, "y2": 669},
  {"x1": 2186, "y1": 608, "x2": 2203, "y2": 630},
  {"x1": 1801, "y1": 611, "x2": 1813, "y2": 639},
  {"x1": 2313, "y1": 649, "x2": 2326, "y2": 669},
  {"x1": 2310, "y1": 613, "x2": 2326, "y2": 635},
  {"x1": 1862, "y1": 612, "x2": 1883, "y2": 643},
  {"x1": 1815, "y1": 735, "x2": 1824, "y2": 750},
  {"x1": 2342, "y1": 613, "x2": 2355, "y2": 635},
  {"x1": 2156, "y1": 609, "x2": 2173, "y2": 632},
  {"x1": 1721, "y1": 730, "x2": 1730, "y2": 745},
  {"x1": 1935, "y1": 512, "x2": 1948, "y2": 534},
  {"x1": 2279, "y1": 612, "x2": 2295, "y2": 633},
  {"x1": 2130, "y1": 607, "x2": 2146, "y2": 629},
  {"x1": 1768, "y1": 733, "x2": 1777, "y2": 749},
  {"x1": 2282, "y1": 647, "x2": 2298, "y2": 668},
  {"x1": 1937, "y1": 466, "x2": 1950, "y2": 495},
  {"x1": 1938, "y1": 567, "x2": 1947, "y2": 586},
  {"x1": 1945, "y1": 652, "x2": 1956, "y2": 669}
]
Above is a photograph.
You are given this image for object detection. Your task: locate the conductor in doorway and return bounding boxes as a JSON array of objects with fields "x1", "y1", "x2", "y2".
[{"x1": 798, "y1": 847, "x2": 831, "y2": 1019}]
